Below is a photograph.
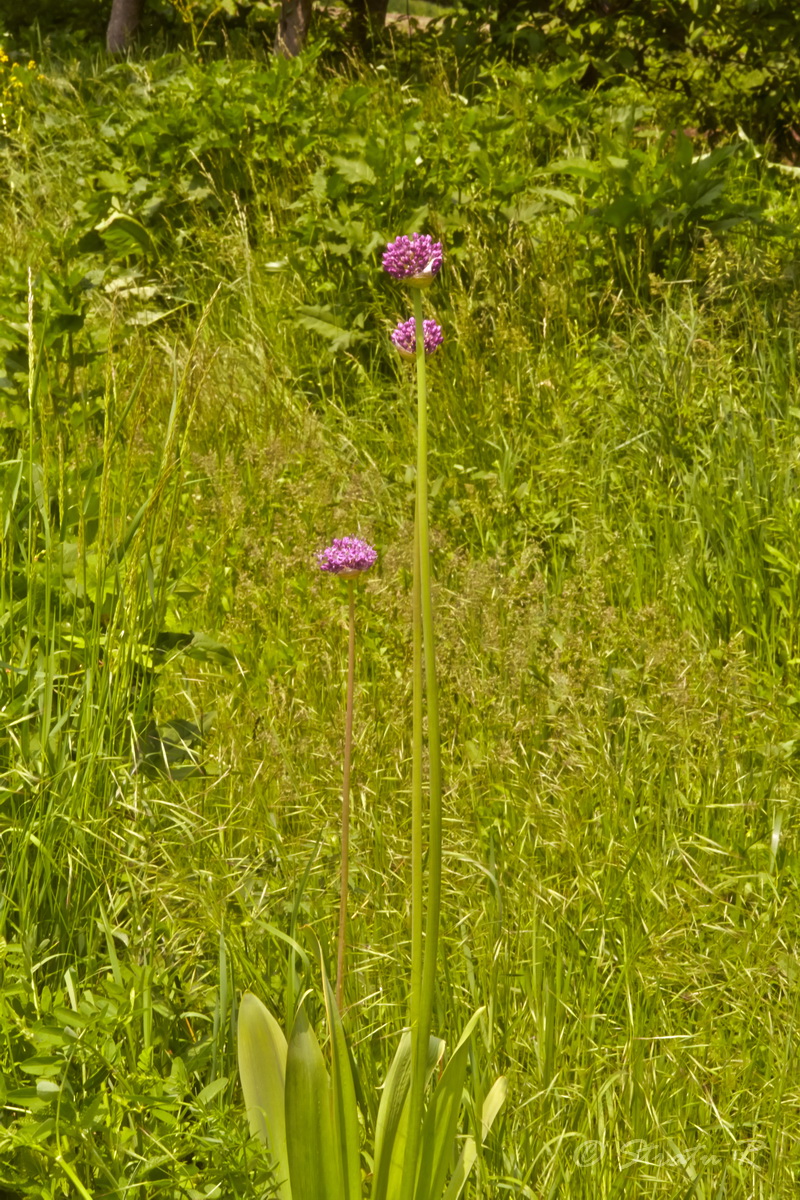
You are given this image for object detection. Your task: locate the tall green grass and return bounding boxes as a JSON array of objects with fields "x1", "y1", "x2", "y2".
[{"x1": 1, "y1": 30, "x2": 800, "y2": 1199}]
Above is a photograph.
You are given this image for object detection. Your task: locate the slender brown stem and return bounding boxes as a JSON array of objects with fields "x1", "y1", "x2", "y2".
[{"x1": 336, "y1": 580, "x2": 357, "y2": 1010}]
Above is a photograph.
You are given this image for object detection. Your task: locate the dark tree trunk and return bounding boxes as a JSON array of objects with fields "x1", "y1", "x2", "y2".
[
  {"x1": 107, "y1": 0, "x2": 144, "y2": 52},
  {"x1": 274, "y1": 0, "x2": 314, "y2": 57}
]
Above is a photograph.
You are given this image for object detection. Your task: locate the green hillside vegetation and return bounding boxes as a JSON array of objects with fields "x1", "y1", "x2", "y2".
[{"x1": 2, "y1": 11, "x2": 800, "y2": 1197}]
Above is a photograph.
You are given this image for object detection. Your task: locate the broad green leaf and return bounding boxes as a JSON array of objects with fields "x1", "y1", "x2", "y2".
[
  {"x1": 414, "y1": 1010, "x2": 483, "y2": 1200},
  {"x1": 94, "y1": 211, "x2": 154, "y2": 256},
  {"x1": 331, "y1": 156, "x2": 377, "y2": 186},
  {"x1": 19, "y1": 1057, "x2": 63, "y2": 1077},
  {"x1": 197, "y1": 1076, "x2": 228, "y2": 1106},
  {"x1": 502, "y1": 186, "x2": 578, "y2": 224},
  {"x1": 237, "y1": 992, "x2": 291, "y2": 1200},
  {"x1": 94, "y1": 169, "x2": 130, "y2": 193},
  {"x1": 546, "y1": 157, "x2": 603, "y2": 182},
  {"x1": 533, "y1": 186, "x2": 578, "y2": 208},
  {"x1": 295, "y1": 305, "x2": 366, "y2": 353},
  {"x1": 543, "y1": 58, "x2": 587, "y2": 88},
  {"x1": 321, "y1": 968, "x2": 362, "y2": 1200},
  {"x1": 295, "y1": 304, "x2": 346, "y2": 336},
  {"x1": 184, "y1": 631, "x2": 237, "y2": 667},
  {"x1": 285, "y1": 1001, "x2": 337, "y2": 1200},
  {"x1": 371, "y1": 1032, "x2": 444, "y2": 1200},
  {"x1": 127, "y1": 306, "x2": 187, "y2": 327}
]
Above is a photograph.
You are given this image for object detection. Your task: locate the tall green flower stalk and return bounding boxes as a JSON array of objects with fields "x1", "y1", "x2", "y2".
[
  {"x1": 338, "y1": 577, "x2": 356, "y2": 1010},
  {"x1": 407, "y1": 286, "x2": 444, "y2": 1198},
  {"x1": 383, "y1": 233, "x2": 445, "y2": 1199},
  {"x1": 317, "y1": 536, "x2": 378, "y2": 1009}
]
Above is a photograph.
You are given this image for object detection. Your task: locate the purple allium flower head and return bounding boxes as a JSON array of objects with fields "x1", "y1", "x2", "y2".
[
  {"x1": 317, "y1": 536, "x2": 378, "y2": 578},
  {"x1": 382, "y1": 233, "x2": 443, "y2": 287},
  {"x1": 391, "y1": 317, "x2": 444, "y2": 359}
]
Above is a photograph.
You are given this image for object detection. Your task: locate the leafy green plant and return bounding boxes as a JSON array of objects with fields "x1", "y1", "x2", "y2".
[
  {"x1": 238, "y1": 973, "x2": 506, "y2": 1200},
  {"x1": 546, "y1": 115, "x2": 762, "y2": 294},
  {"x1": 490, "y1": 0, "x2": 800, "y2": 148},
  {"x1": 0, "y1": 927, "x2": 270, "y2": 1199}
]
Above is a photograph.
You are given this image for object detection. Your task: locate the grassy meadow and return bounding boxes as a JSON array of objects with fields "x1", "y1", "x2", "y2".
[{"x1": 2, "y1": 16, "x2": 800, "y2": 1198}]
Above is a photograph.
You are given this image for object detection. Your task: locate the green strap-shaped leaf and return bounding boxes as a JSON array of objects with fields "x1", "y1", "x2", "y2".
[
  {"x1": 439, "y1": 1073, "x2": 507, "y2": 1200},
  {"x1": 371, "y1": 1032, "x2": 444, "y2": 1200},
  {"x1": 237, "y1": 992, "x2": 292, "y2": 1200},
  {"x1": 414, "y1": 1010, "x2": 484, "y2": 1200},
  {"x1": 321, "y1": 968, "x2": 362, "y2": 1200},
  {"x1": 479, "y1": 1076, "x2": 507, "y2": 1144},
  {"x1": 440, "y1": 1138, "x2": 476, "y2": 1200},
  {"x1": 371, "y1": 1032, "x2": 412, "y2": 1200},
  {"x1": 286, "y1": 1000, "x2": 337, "y2": 1200}
]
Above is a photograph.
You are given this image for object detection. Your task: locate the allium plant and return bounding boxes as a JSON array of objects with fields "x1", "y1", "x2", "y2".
[
  {"x1": 387, "y1": 238, "x2": 446, "y2": 1200},
  {"x1": 317, "y1": 536, "x2": 377, "y2": 1007},
  {"x1": 237, "y1": 241, "x2": 506, "y2": 1200}
]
